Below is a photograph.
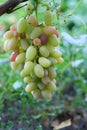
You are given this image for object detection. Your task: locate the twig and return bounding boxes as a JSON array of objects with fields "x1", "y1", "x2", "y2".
[{"x1": 0, "y1": 0, "x2": 28, "y2": 16}]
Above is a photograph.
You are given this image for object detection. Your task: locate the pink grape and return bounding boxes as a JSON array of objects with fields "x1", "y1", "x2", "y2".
[{"x1": 39, "y1": 33, "x2": 48, "y2": 45}]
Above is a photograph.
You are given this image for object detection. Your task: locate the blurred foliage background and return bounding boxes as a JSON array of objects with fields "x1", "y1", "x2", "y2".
[{"x1": 0, "y1": 0, "x2": 87, "y2": 129}]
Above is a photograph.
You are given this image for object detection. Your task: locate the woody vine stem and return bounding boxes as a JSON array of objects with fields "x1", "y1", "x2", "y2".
[{"x1": 0, "y1": 0, "x2": 28, "y2": 16}]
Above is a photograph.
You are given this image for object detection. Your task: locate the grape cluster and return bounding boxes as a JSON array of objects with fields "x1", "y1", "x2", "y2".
[{"x1": 3, "y1": 10, "x2": 64, "y2": 100}]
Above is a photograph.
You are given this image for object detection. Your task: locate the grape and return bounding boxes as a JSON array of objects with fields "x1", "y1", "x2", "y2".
[
  {"x1": 10, "y1": 50, "x2": 19, "y2": 62},
  {"x1": 25, "y1": 83, "x2": 37, "y2": 92},
  {"x1": 39, "y1": 46, "x2": 49, "y2": 57},
  {"x1": 50, "y1": 49, "x2": 62, "y2": 59},
  {"x1": 42, "y1": 76, "x2": 51, "y2": 85},
  {"x1": 33, "y1": 38, "x2": 41, "y2": 46},
  {"x1": 17, "y1": 18, "x2": 28, "y2": 33},
  {"x1": 46, "y1": 82, "x2": 57, "y2": 92},
  {"x1": 14, "y1": 31, "x2": 20, "y2": 38},
  {"x1": 48, "y1": 67, "x2": 57, "y2": 79},
  {"x1": 44, "y1": 26, "x2": 59, "y2": 37},
  {"x1": 38, "y1": 57, "x2": 51, "y2": 68},
  {"x1": 24, "y1": 76, "x2": 32, "y2": 83},
  {"x1": 32, "y1": 89, "x2": 41, "y2": 100},
  {"x1": 48, "y1": 34, "x2": 58, "y2": 47},
  {"x1": 20, "y1": 39, "x2": 29, "y2": 50},
  {"x1": 34, "y1": 64, "x2": 44, "y2": 78},
  {"x1": 15, "y1": 52, "x2": 25, "y2": 64},
  {"x1": 44, "y1": 10, "x2": 52, "y2": 26},
  {"x1": 24, "y1": 61, "x2": 34, "y2": 75},
  {"x1": 30, "y1": 27, "x2": 42, "y2": 39},
  {"x1": 10, "y1": 24, "x2": 17, "y2": 32},
  {"x1": 26, "y1": 24, "x2": 34, "y2": 38},
  {"x1": 7, "y1": 38, "x2": 19, "y2": 51},
  {"x1": 39, "y1": 33, "x2": 48, "y2": 45},
  {"x1": 26, "y1": 46, "x2": 37, "y2": 61},
  {"x1": 57, "y1": 57, "x2": 64, "y2": 63},
  {"x1": 3, "y1": 12, "x2": 64, "y2": 100},
  {"x1": 20, "y1": 69, "x2": 28, "y2": 77},
  {"x1": 4, "y1": 40, "x2": 9, "y2": 51},
  {"x1": 10, "y1": 62, "x2": 18, "y2": 70},
  {"x1": 41, "y1": 90, "x2": 52, "y2": 99},
  {"x1": 48, "y1": 57, "x2": 57, "y2": 65},
  {"x1": 28, "y1": 15, "x2": 38, "y2": 27},
  {"x1": 4, "y1": 31, "x2": 14, "y2": 39}
]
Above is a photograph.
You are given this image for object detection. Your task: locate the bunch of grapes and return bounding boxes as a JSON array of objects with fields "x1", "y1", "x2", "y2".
[{"x1": 3, "y1": 9, "x2": 64, "y2": 100}]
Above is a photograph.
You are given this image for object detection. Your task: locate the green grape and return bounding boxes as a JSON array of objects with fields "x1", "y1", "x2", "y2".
[
  {"x1": 7, "y1": 38, "x2": 19, "y2": 51},
  {"x1": 41, "y1": 90, "x2": 52, "y2": 99},
  {"x1": 48, "y1": 67, "x2": 57, "y2": 79},
  {"x1": 3, "y1": 31, "x2": 14, "y2": 39},
  {"x1": 20, "y1": 69, "x2": 28, "y2": 77},
  {"x1": 39, "y1": 46, "x2": 49, "y2": 57},
  {"x1": 17, "y1": 18, "x2": 28, "y2": 33},
  {"x1": 25, "y1": 83, "x2": 37, "y2": 92},
  {"x1": 28, "y1": 15, "x2": 38, "y2": 27},
  {"x1": 10, "y1": 62, "x2": 18, "y2": 70},
  {"x1": 4, "y1": 40, "x2": 9, "y2": 51},
  {"x1": 44, "y1": 26, "x2": 59, "y2": 37},
  {"x1": 24, "y1": 76, "x2": 32, "y2": 83},
  {"x1": 30, "y1": 27, "x2": 42, "y2": 39},
  {"x1": 24, "y1": 61, "x2": 34, "y2": 75},
  {"x1": 32, "y1": 89, "x2": 41, "y2": 100},
  {"x1": 34, "y1": 64, "x2": 44, "y2": 78},
  {"x1": 26, "y1": 46, "x2": 37, "y2": 61},
  {"x1": 50, "y1": 49, "x2": 62, "y2": 59},
  {"x1": 57, "y1": 57, "x2": 64, "y2": 64},
  {"x1": 15, "y1": 52, "x2": 25, "y2": 64},
  {"x1": 42, "y1": 76, "x2": 51, "y2": 85},
  {"x1": 38, "y1": 57, "x2": 51, "y2": 68},
  {"x1": 37, "y1": 82, "x2": 45, "y2": 90},
  {"x1": 20, "y1": 39, "x2": 29, "y2": 50},
  {"x1": 48, "y1": 57, "x2": 57, "y2": 65},
  {"x1": 46, "y1": 82, "x2": 57, "y2": 92},
  {"x1": 44, "y1": 10, "x2": 52, "y2": 26},
  {"x1": 48, "y1": 34, "x2": 58, "y2": 47},
  {"x1": 26, "y1": 24, "x2": 34, "y2": 38}
]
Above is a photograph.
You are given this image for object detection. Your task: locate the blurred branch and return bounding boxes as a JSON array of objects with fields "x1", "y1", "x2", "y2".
[{"x1": 0, "y1": 0, "x2": 28, "y2": 16}]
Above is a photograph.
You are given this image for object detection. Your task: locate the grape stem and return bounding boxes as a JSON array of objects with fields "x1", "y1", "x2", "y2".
[{"x1": 0, "y1": 0, "x2": 28, "y2": 16}]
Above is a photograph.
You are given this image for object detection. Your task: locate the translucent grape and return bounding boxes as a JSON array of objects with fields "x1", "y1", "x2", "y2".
[
  {"x1": 4, "y1": 31, "x2": 14, "y2": 39},
  {"x1": 34, "y1": 64, "x2": 44, "y2": 78},
  {"x1": 7, "y1": 38, "x2": 19, "y2": 51},
  {"x1": 25, "y1": 83, "x2": 37, "y2": 92},
  {"x1": 17, "y1": 18, "x2": 28, "y2": 33},
  {"x1": 20, "y1": 39, "x2": 29, "y2": 50},
  {"x1": 38, "y1": 57, "x2": 51, "y2": 68},
  {"x1": 30, "y1": 27, "x2": 42, "y2": 39},
  {"x1": 26, "y1": 46, "x2": 37, "y2": 61},
  {"x1": 39, "y1": 46, "x2": 49, "y2": 57},
  {"x1": 48, "y1": 67, "x2": 57, "y2": 79},
  {"x1": 48, "y1": 34, "x2": 58, "y2": 47},
  {"x1": 28, "y1": 15, "x2": 38, "y2": 27},
  {"x1": 15, "y1": 52, "x2": 25, "y2": 64},
  {"x1": 46, "y1": 82, "x2": 57, "y2": 92},
  {"x1": 24, "y1": 61, "x2": 34, "y2": 75},
  {"x1": 44, "y1": 10, "x2": 52, "y2": 26}
]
